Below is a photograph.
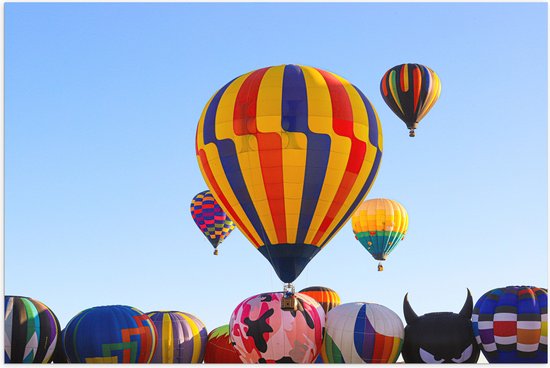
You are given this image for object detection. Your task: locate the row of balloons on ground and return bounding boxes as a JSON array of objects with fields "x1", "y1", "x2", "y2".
[
  {"x1": 192, "y1": 192, "x2": 408, "y2": 272},
  {"x1": 193, "y1": 63, "x2": 438, "y2": 284},
  {"x1": 5, "y1": 285, "x2": 547, "y2": 364}
]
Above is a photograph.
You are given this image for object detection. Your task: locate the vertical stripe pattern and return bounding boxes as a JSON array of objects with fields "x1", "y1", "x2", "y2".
[
  {"x1": 4, "y1": 296, "x2": 60, "y2": 363},
  {"x1": 147, "y1": 311, "x2": 208, "y2": 363},
  {"x1": 473, "y1": 286, "x2": 547, "y2": 363},
  {"x1": 196, "y1": 64, "x2": 382, "y2": 283},
  {"x1": 380, "y1": 63, "x2": 441, "y2": 133},
  {"x1": 321, "y1": 302, "x2": 404, "y2": 363}
]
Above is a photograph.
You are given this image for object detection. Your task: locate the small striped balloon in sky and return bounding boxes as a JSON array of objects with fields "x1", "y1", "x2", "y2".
[
  {"x1": 473, "y1": 285, "x2": 548, "y2": 363},
  {"x1": 146, "y1": 311, "x2": 208, "y2": 363}
]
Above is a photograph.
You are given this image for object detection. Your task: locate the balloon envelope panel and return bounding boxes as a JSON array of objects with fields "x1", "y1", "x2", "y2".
[
  {"x1": 196, "y1": 64, "x2": 383, "y2": 283},
  {"x1": 146, "y1": 311, "x2": 208, "y2": 363},
  {"x1": 204, "y1": 324, "x2": 242, "y2": 363},
  {"x1": 321, "y1": 302, "x2": 404, "y2": 363},
  {"x1": 473, "y1": 286, "x2": 548, "y2": 363},
  {"x1": 299, "y1": 286, "x2": 341, "y2": 315},
  {"x1": 351, "y1": 198, "x2": 408, "y2": 261},
  {"x1": 190, "y1": 190, "x2": 235, "y2": 250},
  {"x1": 4, "y1": 296, "x2": 60, "y2": 363},
  {"x1": 229, "y1": 292, "x2": 325, "y2": 363},
  {"x1": 63, "y1": 305, "x2": 157, "y2": 363}
]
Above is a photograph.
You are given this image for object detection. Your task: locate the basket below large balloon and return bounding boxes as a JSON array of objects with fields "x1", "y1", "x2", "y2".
[{"x1": 195, "y1": 64, "x2": 383, "y2": 302}]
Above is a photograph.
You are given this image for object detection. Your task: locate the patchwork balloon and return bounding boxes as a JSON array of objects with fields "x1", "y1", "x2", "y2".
[
  {"x1": 473, "y1": 285, "x2": 547, "y2": 363},
  {"x1": 351, "y1": 198, "x2": 408, "y2": 271},
  {"x1": 321, "y1": 302, "x2": 404, "y2": 363},
  {"x1": 190, "y1": 190, "x2": 235, "y2": 255},
  {"x1": 63, "y1": 305, "x2": 157, "y2": 363},
  {"x1": 196, "y1": 64, "x2": 383, "y2": 283},
  {"x1": 380, "y1": 63, "x2": 441, "y2": 137},
  {"x1": 229, "y1": 292, "x2": 325, "y2": 363},
  {"x1": 4, "y1": 296, "x2": 61, "y2": 363},
  {"x1": 204, "y1": 325, "x2": 242, "y2": 363},
  {"x1": 146, "y1": 311, "x2": 208, "y2": 363}
]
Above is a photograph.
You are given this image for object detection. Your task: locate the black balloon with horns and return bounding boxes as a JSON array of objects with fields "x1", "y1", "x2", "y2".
[{"x1": 402, "y1": 289, "x2": 480, "y2": 363}]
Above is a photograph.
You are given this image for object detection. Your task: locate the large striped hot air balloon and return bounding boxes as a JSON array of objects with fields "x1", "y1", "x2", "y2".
[
  {"x1": 196, "y1": 64, "x2": 383, "y2": 284},
  {"x1": 230, "y1": 292, "x2": 325, "y2": 363},
  {"x1": 380, "y1": 63, "x2": 441, "y2": 137},
  {"x1": 4, "y1": 296, "x2": 61, "y2": 363},
  {"x1": 351, "y1": 198, "x2": 408, "y2": 271},
  {"x1": 63, "y1": 305, "x2": 157, "y2": 363},
  {"x1": 190, "y1": 190, "x2": 235, "y2": 255},
  {"x1": 473, "y1": 286, "x2": 548, "y2": 363},
  {"x1": 204, "y1": 325, "x2": 242, "y2": 363},
  {"x1": 146, "y1": 311, "x2": 208, "y2": 363},
  {"x1": 321, "y1": 302, "x2": 404, "y2": 363}
]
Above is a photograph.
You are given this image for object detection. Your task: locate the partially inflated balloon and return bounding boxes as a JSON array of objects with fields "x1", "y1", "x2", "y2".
[
  {"x1": 4, "y1": 296, "x2": 61, "y2": 363},
  {"x1": 52, "y1": 328, "x2": 67, "y2": 363},
  {"x1": 63, "y1": 305, "x2": 157, "y2": 363},
  {"x1": 204, "y1": 325, "x2": 242, "y2": 363},
  {"x1": 351, "y1": 198, "x2": 408, "y2": 269},
  {"x1": 196, "y1": 64, "x2": 383, "y2": 283},
  {"x1": 146, "y1": 311, "x2": 207, "y2": 363},
  {"x1": 230, "y1": 292, "x2": 325, "y2": 363},
  {"x1": 380, "y1": 63, "x2": 441, "y2": 137},
  {"x1": 473, "y1": 286, "x2": 547, "y2": 363},
  {"x1": 299, "y1": 286, "x2": 341, "y2": 315},
  {"x1": 190, "y1": 190, "x2": 235, "y2": 255},
  {"x1": 321, "y1": 302, "x2": 404, "y2": 363}
]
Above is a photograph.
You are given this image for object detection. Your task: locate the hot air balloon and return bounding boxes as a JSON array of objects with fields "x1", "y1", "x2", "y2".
[
  {"x1": 403, "y1": 290, "x2": 480, "y2": 363},
  {"x1": 351, "y1": 198, "x2": 408, "y2": 271},
  {"x1": 380, "y1": 63, "x2": 441, "y2": 137},
  {"x1": 229, "y1": 292, "x2": 325, "y2": 363},
  {"x1": 146, "y1": 311, "x2": 208, "y2": 363},
  {"x1": 473, "y1": 286, "x2": 547, "y2": 363},
  {"x1": 195, "y1": 64, "x2": 383, "y2": 287},
  {"x1": 321, "y1": 302, "x2": 404, "y2": 363},
  {"x1": 51, "y1": 328, "x2": 67, "y2": 363},
  {"x1": 4, "y1": 296, "x2": 61, "y2": 363},
  {"x1": 63, "y1": 305, "x2": 157, "y2": 363},
  {"x1": 299, "y1": 286, "x2": 341, "y2": 315},
  {"x1": 190, "y1": 190, "x2": 235, "y2": 255},
  {"x1": 204, "y1": 325, "x2": 242, "y2": 363}
]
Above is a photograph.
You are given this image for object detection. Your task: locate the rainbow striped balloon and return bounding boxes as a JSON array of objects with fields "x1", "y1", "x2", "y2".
[
  {"x1": 380, "y1": 63, "x2": 441, "y2": 137},
  {"x1": 473, "y1": 286, "x2": 548, "y2": 363},
  {"x1": 299, "y1": 286, "x2": 341, "y2": 315},
  {"x1": 190, "y1": 190, "x2": 235, "y2": 254},
  {"x1": 321, "y1": 303, "x2": 404, "y2": 363},
  {"x1": 196, "y1": 64, "x2": 383, "y2": 283},
  {"x1": 146, "y1": 311, "x2": 208, "y2": 363}
]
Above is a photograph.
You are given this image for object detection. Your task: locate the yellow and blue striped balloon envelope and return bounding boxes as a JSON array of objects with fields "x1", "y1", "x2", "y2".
[{"x1": 195, "y1": 64, "x2": 383, "y2": 283}]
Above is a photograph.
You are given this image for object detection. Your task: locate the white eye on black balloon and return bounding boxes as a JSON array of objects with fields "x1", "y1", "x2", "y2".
[
  {"x1": 451, "y1": 344, "x2": 473, "y2": 363},
  {"x1": 419, "y1": 348, "x2": 444, "y2": 363}
]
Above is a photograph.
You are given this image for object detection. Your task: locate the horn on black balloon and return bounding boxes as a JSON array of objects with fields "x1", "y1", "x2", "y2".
[
  {"x1": 459, "y1": 288, "x2": 473, "y2": 319},
  {"x1": 403, "y1": 293, "x2": 419, "y2": 324}
]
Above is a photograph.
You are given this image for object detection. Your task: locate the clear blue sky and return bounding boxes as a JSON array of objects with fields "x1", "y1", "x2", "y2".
[{"x1": 5, "y1": 1, "x2": 547, "y2": 344}]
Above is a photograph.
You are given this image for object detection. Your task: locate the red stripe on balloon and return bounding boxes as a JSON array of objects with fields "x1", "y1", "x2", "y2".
[
  {"x1": 311, "y1": 69, "x2": 366, "y2": 245},
  {"x1": 381, "y1": 72, "x2": 389, "y2": 96},
  {"x1": 233, "y1": 68, "x2": 287, "y2": 244},
  {"x1": 198, "y1": 149, "x2": 260, "y2": 247},
  {"x1": 413, "y1": 66, "x2": 422, "y2": 114}
]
